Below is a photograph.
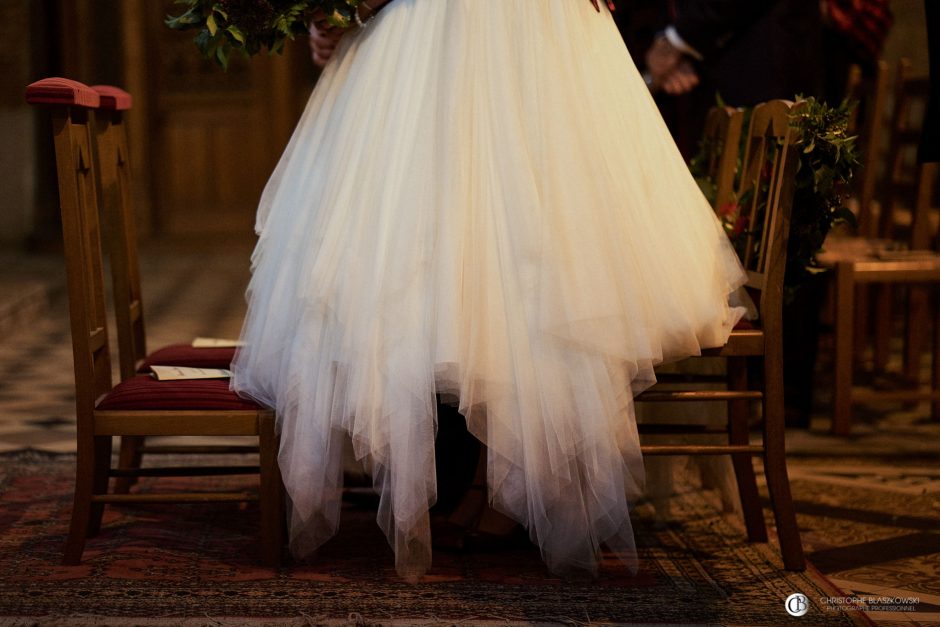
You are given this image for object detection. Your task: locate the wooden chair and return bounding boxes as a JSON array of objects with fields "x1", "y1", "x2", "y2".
[
  {"x1": 829, "y1": 162, "x2": 940, "y2": 435},
  {"x1": 89, "y1": 85, "x2": 254, "y2": 493},
  {"x1": 26, "y1": 77, "x2": 284, "y2": 566},
  {"x1": 636, "y1": 100, "x2": 806, "y2": 571},
  {"x1": 869, "y1": 60, "x2": 933, "y2": 373},
  {"x1": 819, "y1": 60, "x2": 937, "y2": 433}
]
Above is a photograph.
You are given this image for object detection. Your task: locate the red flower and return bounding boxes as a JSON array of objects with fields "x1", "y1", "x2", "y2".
[{"x1": 719, "y1": 202, "x2": 739, "y2": 219}]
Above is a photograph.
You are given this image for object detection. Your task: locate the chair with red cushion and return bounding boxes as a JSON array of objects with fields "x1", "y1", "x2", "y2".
[
  {"x1": 26, "y1": 77, "x2": 283, "y2": 566},
  {"x1": 636, "y1": 100, "x2": 806, "y2": 571}
]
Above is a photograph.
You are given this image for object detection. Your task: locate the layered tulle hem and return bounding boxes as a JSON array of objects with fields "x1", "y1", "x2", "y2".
[{"x1": 231, "y1": 0, "x2": 747, "y2": 579}]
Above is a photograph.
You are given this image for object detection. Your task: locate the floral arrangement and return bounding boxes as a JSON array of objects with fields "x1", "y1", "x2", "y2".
[
  {"x1": 165, "y1": 0, "x2": 364, "y2": 68},
  {"x1": 691, "y1": 97, "x2": 859, "y2": 287}
]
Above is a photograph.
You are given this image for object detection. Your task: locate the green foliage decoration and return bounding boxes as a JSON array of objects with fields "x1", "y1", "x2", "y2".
[
  {"x1": 787, "y1": 97, "x2": 860, "y2": 284},
  {"x1": 166, "y1": 0, "x2": 362, "y2": 69}
]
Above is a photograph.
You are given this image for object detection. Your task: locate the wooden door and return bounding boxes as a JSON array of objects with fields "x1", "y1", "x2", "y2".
[{"x1": 144, "y1": 1, "x2": 312, "y2": 236}]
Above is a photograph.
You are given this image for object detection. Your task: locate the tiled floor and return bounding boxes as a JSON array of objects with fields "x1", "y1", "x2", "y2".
[
  {"x1": 0, "y1": 240, "x2": 255, "y2": 454},
  {"x1": 1, "y1": 240, "x2": 937, "y2": 625}
]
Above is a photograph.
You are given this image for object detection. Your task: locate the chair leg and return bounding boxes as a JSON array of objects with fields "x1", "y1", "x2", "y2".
[
  {"x1": 258, "y1": 412, "x2": 284, "y2": 567},
  {"x1": 853, "y1": 285, "x2": 869, "y2": 370},
  {"x1": 933, "y1": 291, "x2": 940, "y2": 421},
  {"x1": 904, "y1": 286, "x2": 929, "y2": 383},
  {"x1": 63, "y1": 431, "x2": 99, "y2": 565},
  {"x1": 113, "y1": 436, "x2": 144, "y2": 494},
  {"x1": 873, "y1": 284, "x2": 892, "y2": 372},
  {"x1": 833, "y1": 263, "x2": 855, "y2": 435},
  {"x1": 763, "y1": 355, "x2": 805, "y2": 571},
  {"x1": 727, "y1": 357, "x2": 767, "y2": 542},
  {"x1": 86, "y1": 436, "x2": 113, "y2": 537}
]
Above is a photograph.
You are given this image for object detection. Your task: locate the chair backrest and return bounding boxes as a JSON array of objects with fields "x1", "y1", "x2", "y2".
[
  {"x1": 850, "y1": 60, "x2": 891, "y2": 238},
  {"x1": 91, "y1": 85, "x2": 147, "y2": 381},
  {"x1": 735, "y1": 100, "x2": 804, "y2": 337},
  {"x1": 911, "y1": 162, "x2": 939, "y2": 252},
  {"x1": 701, "y1": 105, "x2": 745, "y2": 211},
  {"x1": 25, "y1": 78, "x2": 113, "y2": 415},
  {"x1": 879, "y1": 58, "x2": 931, "y2": 240}
]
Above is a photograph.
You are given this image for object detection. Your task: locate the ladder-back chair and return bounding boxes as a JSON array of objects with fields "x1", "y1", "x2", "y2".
[
  {"x1": 830, "y1": 162, "x2": 940, "y2": 434},
  {"x1": 867, "y1": 60, "x2": 933, "y2": 374},
  {"x1": 26, "y1": 77, "x2": 284, "y2": 566},
  {"x1": 637, "y1": 100, "x2": 806, "y2": 571}
]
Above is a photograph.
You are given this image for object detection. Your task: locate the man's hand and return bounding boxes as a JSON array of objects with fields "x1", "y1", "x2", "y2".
[
  {"x1": 645, "y1": 35, "x2": 700, "y2": 95},
  {"x1": 645, "y1": 34, "x2": 683, "y2": 89},
  {"x1": 660, "y1": 60, "x2": 700, "y2": 95}
]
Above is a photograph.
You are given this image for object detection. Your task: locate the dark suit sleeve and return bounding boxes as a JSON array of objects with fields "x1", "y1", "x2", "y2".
[{"x1": 673, "y1": 0, "x2": 774, "y2": 59}]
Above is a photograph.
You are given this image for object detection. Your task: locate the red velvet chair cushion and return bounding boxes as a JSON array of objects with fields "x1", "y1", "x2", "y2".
[
  {"x1": 25, "y1": 77, "x2": 100, "y2": 108},
  {"x1": 733, "y1": 318, "x2": 756, "y2": 331},
  {"x1": 138, "y1": 344, "x2": 237, "y2": 373},
  {"x1": 97, "y1": 376, "x2": 260, "y2": 411},
  {"x1": 92, "y1": 85, "x2": 133, "y2": 111}
]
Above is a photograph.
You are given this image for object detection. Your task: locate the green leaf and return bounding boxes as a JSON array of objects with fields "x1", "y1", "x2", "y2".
[
  {"x1": 165, "y1": 6, "x2": 204, "y2": 29},
  {"x1": 227, "y1": 26, "x2": 246, "y2": 44},
  {"x1": 207, "y1": 13, "x2": 218, "y2": 36},
  {"x1": 216, "y1": 44, "x2": 229, "y2": 70}
]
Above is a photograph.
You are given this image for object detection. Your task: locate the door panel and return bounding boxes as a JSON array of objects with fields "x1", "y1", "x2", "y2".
[{"x1": 146, "y1": 1, "x2": 310, "y2": 236}]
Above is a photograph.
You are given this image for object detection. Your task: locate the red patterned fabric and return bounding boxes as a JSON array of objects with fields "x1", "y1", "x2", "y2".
[
  {"x1": 139, "y1": 344, "x2": 237, "y2": 373},
  {"x1": 825, "y1": 0, "x2": 893, "y2": 59},
  {"x1": 92, "y1": 85, "x2": 133, "y2": 111},
  {"x1": 97, "y1": 376, "x2": 261, "y2": 411},
  {"x1": 25, "y1": 77, "x2": 100, "y2": 109}
]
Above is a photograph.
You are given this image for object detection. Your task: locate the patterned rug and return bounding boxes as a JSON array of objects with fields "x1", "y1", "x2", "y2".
[{"x1": 0, "y1": 452, "x2": 867, "y2": 626}]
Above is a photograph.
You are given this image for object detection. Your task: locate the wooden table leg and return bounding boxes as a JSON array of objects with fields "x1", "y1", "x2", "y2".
[{"x1": 833, "y1": 263, "x2": 855, "y2": 435}]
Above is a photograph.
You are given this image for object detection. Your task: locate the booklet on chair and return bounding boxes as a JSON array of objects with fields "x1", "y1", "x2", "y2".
[
  {"x1": 150, "y1": 365, "x2": 233, "y2": 381},
  {"x1": 191, "y1": 337, "x2": 246, "y2": 348}
]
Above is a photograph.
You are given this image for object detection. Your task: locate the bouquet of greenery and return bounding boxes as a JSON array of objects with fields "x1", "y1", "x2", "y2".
[{"x1": 166, "y1": 0, "x2": 364, "y2": 68}]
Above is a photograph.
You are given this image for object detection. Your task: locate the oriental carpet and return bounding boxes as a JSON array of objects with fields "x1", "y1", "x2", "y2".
[{"x1": 0, "y1": 451, "x2": 867, "y2": 626}]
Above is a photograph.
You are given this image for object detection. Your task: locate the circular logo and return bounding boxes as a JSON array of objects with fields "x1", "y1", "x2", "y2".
[{"x1": 785, "y1": 593, "x2": 809, "y2": 617}]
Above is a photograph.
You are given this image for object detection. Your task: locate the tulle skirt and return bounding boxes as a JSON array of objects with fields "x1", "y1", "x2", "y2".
[{"x1": 231, "y1": 0, "x2": 747, "y2": 579}]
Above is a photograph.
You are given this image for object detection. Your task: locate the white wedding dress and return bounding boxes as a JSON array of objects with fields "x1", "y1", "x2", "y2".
[{"x1": 231, "y1": 0, "x2": 746, "y2": 580}]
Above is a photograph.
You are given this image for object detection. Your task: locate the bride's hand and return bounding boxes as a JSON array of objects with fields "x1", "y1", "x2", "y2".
[
  {"x1": 308, "y1": 13, "x2": 348, "y2": 68},
  {"x1": 308, "y1": 1, "x2": 393, "y2": 68}
]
